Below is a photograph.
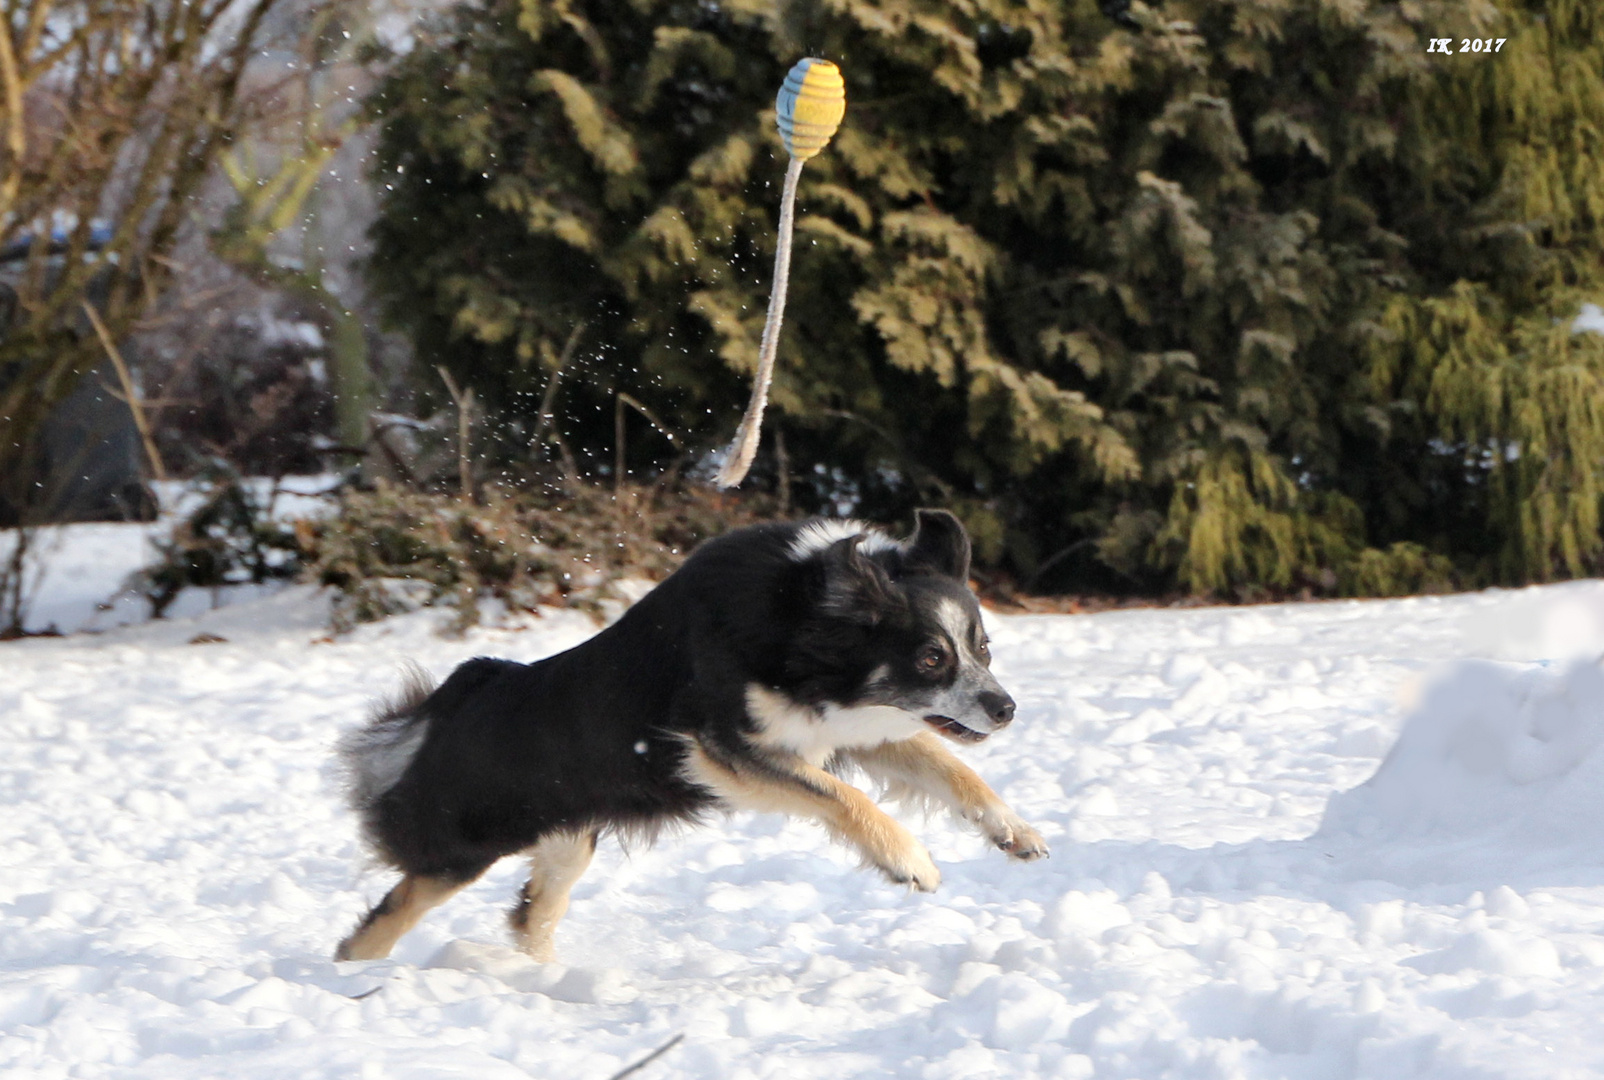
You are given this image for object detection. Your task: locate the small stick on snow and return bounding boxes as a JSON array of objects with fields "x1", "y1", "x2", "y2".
[{"x1": 603, "y1": 1032, "x2": 685, "y2": 1080}]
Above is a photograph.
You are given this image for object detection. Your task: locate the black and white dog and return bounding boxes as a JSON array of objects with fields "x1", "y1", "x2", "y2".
[{"x1": 335, "y1": 510, "x2": 1047, "y2": 962}]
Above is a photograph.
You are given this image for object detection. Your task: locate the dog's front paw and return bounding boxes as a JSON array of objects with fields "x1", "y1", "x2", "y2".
[
  {"x1": 981, "y1": 809, "x2": 1050, "y2": 861},
  {"x1": 879, "y1": 841, "x2": 941, "y2": 893}
]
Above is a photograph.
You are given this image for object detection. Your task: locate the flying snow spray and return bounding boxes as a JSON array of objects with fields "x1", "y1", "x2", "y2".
[{"x1": 713, "y1": 57, "x2": 846, "y2": 489}]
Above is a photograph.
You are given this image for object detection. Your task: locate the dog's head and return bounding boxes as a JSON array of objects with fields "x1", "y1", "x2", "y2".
[{"x1": 790, "y1": 510, "x2": 1016, "y2": 743}]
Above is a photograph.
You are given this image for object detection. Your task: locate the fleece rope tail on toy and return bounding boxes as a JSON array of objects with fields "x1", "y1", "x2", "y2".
[{"x1": 713, "y1": 57, "x2": 845, "y2": 490}]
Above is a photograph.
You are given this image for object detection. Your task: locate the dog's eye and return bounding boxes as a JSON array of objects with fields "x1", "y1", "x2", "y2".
[
  {"x1": 977, "y1": 639, "x2": 991, "y2": 662},
  {"x1": 917, "y1": 646, "x2": 947, "y2": 673}
]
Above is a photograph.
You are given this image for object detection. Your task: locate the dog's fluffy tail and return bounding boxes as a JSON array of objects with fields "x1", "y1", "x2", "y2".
[{"x1": 338, "y1": 662, "x2": 436, "y2": 829}]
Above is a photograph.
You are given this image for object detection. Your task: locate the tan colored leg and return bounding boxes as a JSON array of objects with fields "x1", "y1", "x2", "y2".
[
  {"x1": 844, "y1": 732, "x2": 1049, "y2": 860},
  {"x1": 335, "y1": 873, "x2": 476, "y2": 961},
  {"x1": 681, "y1": 739, "x2": 941, "y2": 891},
  {"x1": 508, "y1": 831, "x2": 598, "y2": 961}
]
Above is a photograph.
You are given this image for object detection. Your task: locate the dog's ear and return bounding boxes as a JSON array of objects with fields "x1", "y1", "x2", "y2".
[
  {"x1": 818, "y1": 536, "x2": 893, "y2": 625},
  {"x1": 902, "y1": 509, "x2": 971, "y2": 582}
]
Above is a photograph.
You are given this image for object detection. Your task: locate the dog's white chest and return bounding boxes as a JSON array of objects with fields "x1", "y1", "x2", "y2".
[{"x1": 745, "y1": 684, "x2": 925, "y2": 766}]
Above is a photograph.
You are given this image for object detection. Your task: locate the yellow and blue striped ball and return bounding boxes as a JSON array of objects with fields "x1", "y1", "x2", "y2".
[{"x1": 776, "y1": 58, "x2": 845, "y2": 161}]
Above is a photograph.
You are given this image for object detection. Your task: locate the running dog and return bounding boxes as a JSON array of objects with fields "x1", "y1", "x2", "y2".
[{"x1": 334, "y1": 509, "x2": 1048, "y2": 962}]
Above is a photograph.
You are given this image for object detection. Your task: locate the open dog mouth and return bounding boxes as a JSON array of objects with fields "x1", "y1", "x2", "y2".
[{"x1": 924, "y1": 715, "x2": 989, "y2": 743}]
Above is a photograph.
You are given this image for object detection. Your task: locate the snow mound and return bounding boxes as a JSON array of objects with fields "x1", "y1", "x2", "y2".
[{"x1": 1319, "y1": 657, "x2": 1604, "y2": 874}]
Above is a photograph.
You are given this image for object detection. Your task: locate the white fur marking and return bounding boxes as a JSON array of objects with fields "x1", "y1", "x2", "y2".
[
  {"x1": 787, "y1": 520, "x2": 899, "y2": 561},
  {"x1": 924, "y1": 597, "x2": 1008, "y2": 734},
  {"x1": 936, "y1": 598, "x2": 974, "y2": 650},
  {"x1": 746, "y1": 684, "x2": 925, "y2": 766}
]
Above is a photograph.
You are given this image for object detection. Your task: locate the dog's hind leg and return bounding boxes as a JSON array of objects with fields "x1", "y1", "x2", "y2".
[
  {"x1": 335, "y1": 870, "x2": 483, "y2": 961},
  {"x1": 842, "y1": 733, "x2": 1049, "y2": 860},
  {"x1": 508, "y1": 830, "x2": 598, "y2": 962}
]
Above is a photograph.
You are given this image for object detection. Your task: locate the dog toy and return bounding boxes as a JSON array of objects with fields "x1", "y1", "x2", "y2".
[{"x1": 713, "y1": 57, "x2": 845, "y2": 489}]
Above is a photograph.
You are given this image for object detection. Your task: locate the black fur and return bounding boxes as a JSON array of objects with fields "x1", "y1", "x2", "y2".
[{"x1": 341, "y1": 510, "x2": 996, "y2": 886}]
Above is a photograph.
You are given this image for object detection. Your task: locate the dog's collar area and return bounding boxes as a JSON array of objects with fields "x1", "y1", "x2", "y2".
[{"x1": 924, "y1": 715, "x2": 988, "y2": 743}]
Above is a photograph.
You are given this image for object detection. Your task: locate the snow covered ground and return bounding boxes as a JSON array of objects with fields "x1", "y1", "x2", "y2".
[
  {"x1": 1, "y1": 476, "x2": 337, "y2": 636},
  {"x1": 6, "y1": 540, "x2": 1604, "y2": 1078}
]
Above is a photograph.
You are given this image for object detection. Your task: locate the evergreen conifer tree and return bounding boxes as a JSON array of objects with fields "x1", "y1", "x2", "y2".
[{"x1": 366, "y1": 0, "x2": 1604, "y2": 596}]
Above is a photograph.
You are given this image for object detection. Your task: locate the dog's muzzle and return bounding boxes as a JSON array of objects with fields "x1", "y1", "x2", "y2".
[{"x1": 924, "y1": 689, "x2": 1015, "y2": 743}]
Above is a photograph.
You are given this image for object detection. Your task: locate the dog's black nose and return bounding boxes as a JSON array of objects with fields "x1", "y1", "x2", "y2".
[{"x1": 979, "y1": 691, "x2": 1015, "y2": 727}]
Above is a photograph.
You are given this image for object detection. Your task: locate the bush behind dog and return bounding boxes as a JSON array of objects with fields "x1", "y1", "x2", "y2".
[{"x1": 303, "y1": 482, "x2": 769, "y2": 633}]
